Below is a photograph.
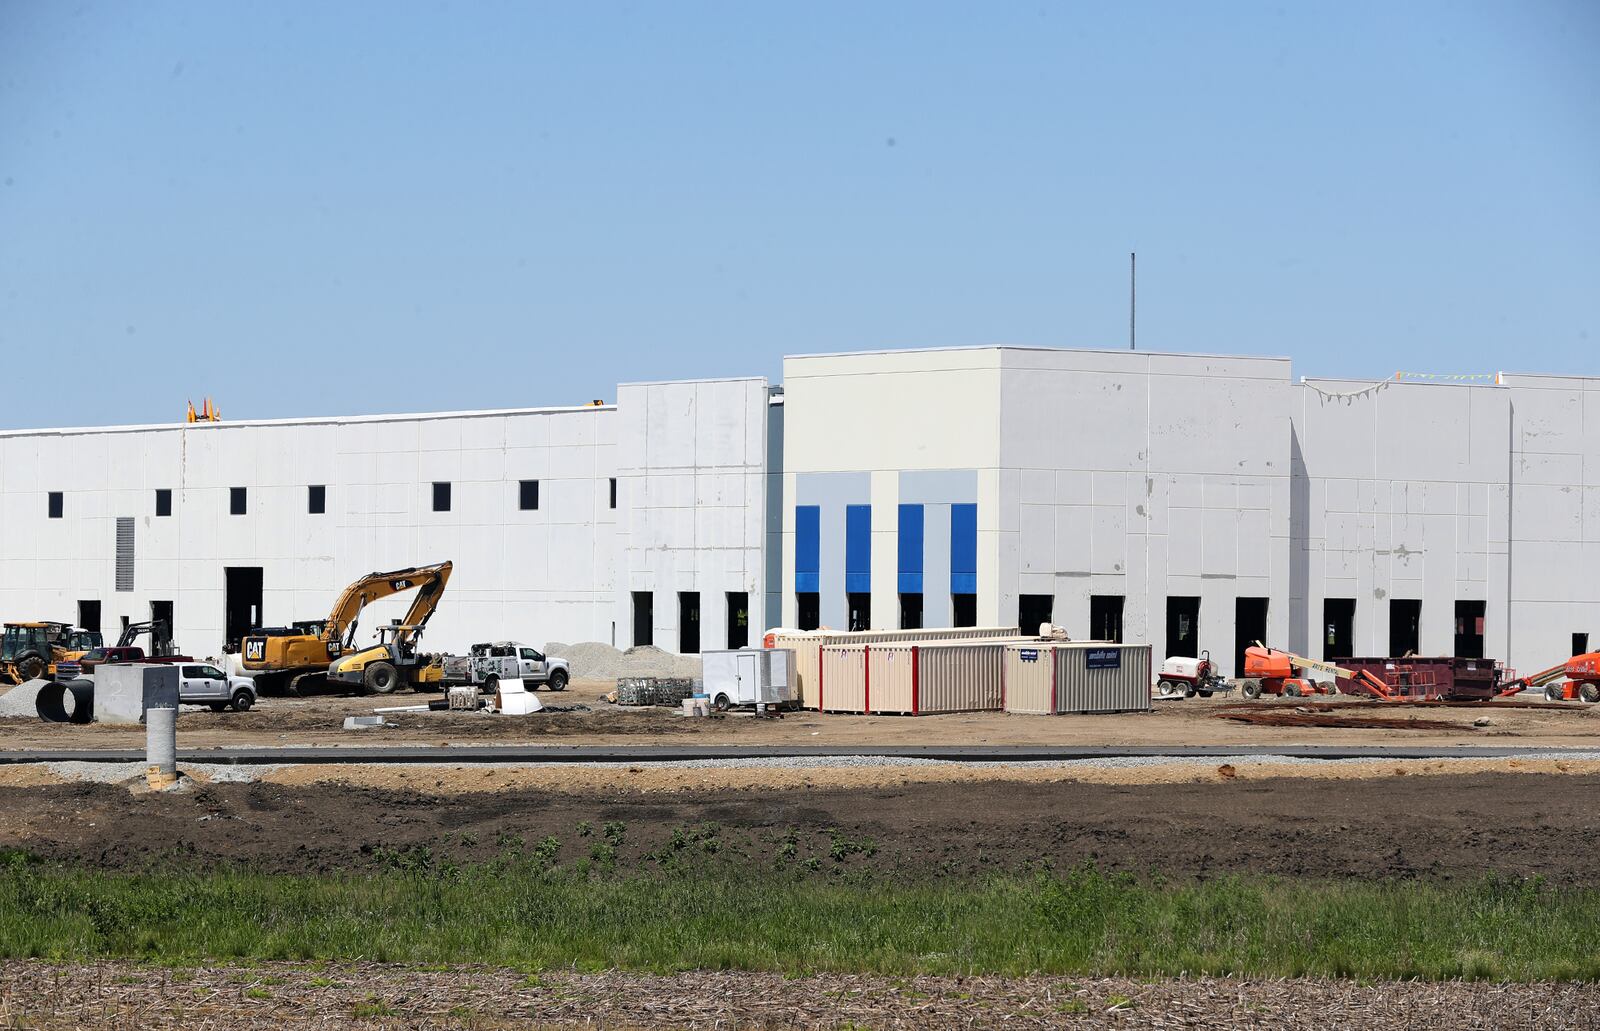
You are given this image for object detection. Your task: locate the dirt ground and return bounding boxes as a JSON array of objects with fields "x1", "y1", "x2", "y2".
[
  {"x1": 3, "y1": 771, "x2": 1595, "y2": 881},
  {"x1": 5, "y1": 962, "x2": 1594, "y2": 1030},
  {"x1": 3, "y1": 677, "x2": 1598, "y2": 751}
]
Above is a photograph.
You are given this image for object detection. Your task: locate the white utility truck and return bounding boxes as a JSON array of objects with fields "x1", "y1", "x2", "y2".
[{"x1": 442, "y1": 642, "x2": 570, "y2": 692}]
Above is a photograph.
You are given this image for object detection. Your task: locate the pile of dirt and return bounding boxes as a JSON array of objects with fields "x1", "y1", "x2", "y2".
[{"x1": 543, "y1": 641, "x2": 702, "y2": 680}]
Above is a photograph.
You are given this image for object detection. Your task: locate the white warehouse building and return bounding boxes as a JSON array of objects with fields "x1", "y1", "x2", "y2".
[{"x1": 0, "y1": 346, "x2": 1595, "y2": 677}]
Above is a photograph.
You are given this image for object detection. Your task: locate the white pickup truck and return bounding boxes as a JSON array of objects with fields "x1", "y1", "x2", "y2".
[{"x1": 442, "y1": 642, "x2": 570, "y2": 692}]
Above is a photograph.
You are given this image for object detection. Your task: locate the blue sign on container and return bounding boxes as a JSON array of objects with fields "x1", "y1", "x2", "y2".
[
  {"x1": 1019, "y1": 648, "x2": 1039, "y2": 663},
  {"x1": 1086, "y1": 648, "x2": 1120, "y2": 670}
]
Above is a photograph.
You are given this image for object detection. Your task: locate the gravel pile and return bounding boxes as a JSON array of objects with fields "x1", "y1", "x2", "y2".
[
  {"x1": 544, "y1": 641, "x2": 702, "y2": 679},
  {"x1": 0, "y1": 679, "x2": 51, "y2": 717}
]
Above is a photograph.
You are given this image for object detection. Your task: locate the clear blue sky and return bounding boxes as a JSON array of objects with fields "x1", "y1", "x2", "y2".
[{"x1": 1, "y1": 1, "x2": 1595, "y2": 428}]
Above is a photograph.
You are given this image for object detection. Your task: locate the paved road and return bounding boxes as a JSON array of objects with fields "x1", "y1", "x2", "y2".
[{"x1": 2, "y1": 744, "x2": 1598, "y2": 765}]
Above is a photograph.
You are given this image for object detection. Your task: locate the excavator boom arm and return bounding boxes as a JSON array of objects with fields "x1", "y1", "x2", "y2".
[{"x1": 323, "y1": 562, "x2": 454, "y2": 645}]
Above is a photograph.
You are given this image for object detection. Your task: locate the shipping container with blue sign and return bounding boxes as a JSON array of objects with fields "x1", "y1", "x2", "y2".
[{"x1": 1002, "y1": 641, "x2": 1151, "y2": 714}]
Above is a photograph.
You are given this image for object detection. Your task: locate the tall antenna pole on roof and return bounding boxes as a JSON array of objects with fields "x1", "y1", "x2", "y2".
[{"x1": 1129, "y1": 252, "x2": 1137, "y2": 350}]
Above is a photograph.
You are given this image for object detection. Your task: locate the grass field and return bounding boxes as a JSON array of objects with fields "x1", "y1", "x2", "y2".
[{"x1": 1, "y1": 846, "x2": 1595, "y2": 983}]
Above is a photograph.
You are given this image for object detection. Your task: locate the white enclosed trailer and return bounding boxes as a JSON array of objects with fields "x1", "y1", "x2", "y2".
[{"x1": 702, "y1": 648, "x2": 796, "y2": 711}]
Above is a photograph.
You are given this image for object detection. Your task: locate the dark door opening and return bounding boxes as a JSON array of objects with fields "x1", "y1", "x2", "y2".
[
  {"x1": 77, "y1": 600, "x2": 101, "y2": 634},
  {"x1": 1090, "y1": 595, "x2": 1124, "y2": 642},
  {"x1": 1390, "y1": 599, "x2": 1422, "y2": 656},
  {"x1": 899, "y1": 593, "x2": 923, "y2": 630},
  {"x1": 1166, "y1": 596, "x2": 1200, "y2": 659},
  {"x1": 1454, "y1": 600, "x2": 1485, "y2": 659},
  {"x1": 224, "y1": 567, "x2": 263, "y2": 652},
  {"x1": 797, "y1": 592, "x2": 820, "y2": 631},
  {"x1": 150, "y1": 600, "x2": 174, "y2": 653},
  {"x1": 632, "y1": 592, "x2": 653, "y2": 647},
  {"x1": 726, "y1": 591, "x2": 749, "y2": 650},
  {"x1": 1234, "y1": 597, "x2": 1269, "y2": 677},
  {"x1": 847, "y1": 592, "x2": 871, "y2": 632},
  {"x1": 1576, "y1": 633, "x2": 1591, "y2": 658},
  {"x1": 952, "y1": 593, "x2": 977, "y2": 628},
  {"x1": 1018, "y1": 594, "x2": 1053, "y2": 635},
  {"x1": 1323, "y1": 598, "x2": 1355, "y2": 661},
  {"x1": 678, "y1": 592, "x2": 700, "y2": 654}
]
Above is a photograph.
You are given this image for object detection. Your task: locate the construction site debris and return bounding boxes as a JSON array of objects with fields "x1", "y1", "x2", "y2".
[
  {"x1": 1212, "y1": 705, "x2": 1475, "y2": 731},
  {"x1": 343, "y1": 716, "x2": 387, "y2": 730},
  {"x1": 544, "y1": 641, "x2": 702, "y2": 680},
  {"x1": 614, "y1": 677, "x2": 696, "y2": 707}
]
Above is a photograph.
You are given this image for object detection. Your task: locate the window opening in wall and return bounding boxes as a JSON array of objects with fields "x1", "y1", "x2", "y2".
[
  {"x1": 900, "y1": 593, "x2": 923, "y2": 630},
  {"x1": 952, "y1": 593, "x2": 977, "y2": 628},
  {"x1": 1018, "y1": 594, "x2": 1053, "y2": 635},
  {"x1": 308, "y1": 485, "x2": 326, "y2": 514},
  {"x1": 1389, "y1": 599, "x2": 1422, "y2": 656},
  {"x1": 433, "y1": 482, "x2": 452, "y2": 512},
  {"x1": 224, "y1": 567, "x2": 263, "y2": 652},
  {"x1": 47, "y1": 492, "x2": 63, "y2": 518},
  {"x1": 609, "y1": 478, "x2": 617, "y2": 510},
  {"x1": 1234, "y1": 597, "x2": 1269, "y2": 677},
  {"x1": 1454, "y1": 600, "x2": 1485, "y2": 660},
  {"x1": 631, "y1": 592, "x2": 653, "y2": 647},
  {"x1": 519, "y1": 480, "x2": 539, "y2": 511},
  {"x1": 1575, "y1": 633, "x2": 1590, "y2": 658},
  {"x1": 726, "y1": 591, "x2": 749, "y2": 649},
  {"x1": 1166, "y1": 596, "x2": 1200, "y2": 659},
  {"x1": 797, "y1": 592, "x2": 820, "y2": 631},
  {"x1": 155, "y1": 489, "x2": 172, "y2": 517},
  {"x1": 77, "y1": 600, "x2": 101, "y2": 634},
  {"x1": 1090, "y1": 595, "x2": 1125, "y2": 642},
  {"x1": 230, "y1": 487, "x2": 247, "y2": 515},
  {"x1": 1323, "y1": 598, "x2": 1356, "y2": 661},
  {"x1": 114, "y1": 517, "x2": 135, "y2": 592},
  {"x1": 679, "y1": 592, "x2": 701, "y2": 654},
  {"x1": 847, "y1": 592, "x2": 871, "y2": 632}
]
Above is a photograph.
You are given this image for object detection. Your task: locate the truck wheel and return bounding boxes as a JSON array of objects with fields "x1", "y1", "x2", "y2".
[
  {"x1": 230, "y1": 689, "x2": 254, "y2": 713},
  {"x1": 1242, "y1": 680, "x2": 1263, "y2": 700},
  {"x1": 713, "y1": 693, "x2": 731, "y2": 712},
  {"x1": 1582, "y1": 683, "x2": 1600, "y2": 704},
  {"x1": 16, "y1": 652, "x2": 45, "y2": 682},
  {"x1": 1157, "y1": 678, "x2": 1177, "y2": 696},
  {"x1": 364, "y1": 662, "x2": 399, "y2": 695},
  {"x1": 547, "y1": 669, "x2": 568, "y2": 692},
  {"x1": 484, "y1": 674, "x2": 500, "y2": 693}
]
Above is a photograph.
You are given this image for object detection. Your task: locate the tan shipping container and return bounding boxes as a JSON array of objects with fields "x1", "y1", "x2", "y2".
[
  {"x1": 1003, "y1": 642, "x2": 1152, "y2": 714},
  {"x1": 819, "y1": 640, "x2": 1011, "y2": 714},
  {"x1": 767, "y1": 626, "x2": 1019, "y2": 709}
]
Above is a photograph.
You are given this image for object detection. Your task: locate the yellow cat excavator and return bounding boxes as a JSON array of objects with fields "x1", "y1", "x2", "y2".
[{"x1": 241, "y1": 562, "x2": 452, "y2": 695}]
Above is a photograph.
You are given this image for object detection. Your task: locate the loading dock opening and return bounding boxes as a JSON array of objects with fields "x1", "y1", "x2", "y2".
[
  {"x1": 1166, "y1": 596, "x2": 1199, "y2": 660},
  {"x1": 224, "y1": 567, "x2": 263, "y2": 652},
  {"x1": 847, "y1": 592, "x2": 870, "y2": 632},
  {"x1": 77, "y1": 600, "x2": 101, "y2": 634},
  {"x1": 1234, "y1": 597, "x2": 1268, "y2": 676},
  {"x1": 1324, "y1": 598, "x2": 1355, "y2": 660},
  {"x1": 953, "y1": 593, "x2": 977, "y2": 627},
  {"x1": 726, "y1": 591, "x2": 748, "y2": 649},
  {"x1": 1090, "y1": 594, "x2": 1124, "y2": 642},
  {"x1": 899, "y1": 593, "x2": 923, "y2": 629},
  {"x1": 1454, "y1": 600, "x2": 1485, "y2": 659},
  {"x1": 796, "y1": 592, "x2": 820, "y2": 631},
  {"x1": 1390, "y1": 598, "x2": 1421, "y2": 656},
  {"x1": 678, "y1": 592, "x2": 700, "y2": 654},
  {"x1": 1018, "y1": 594, "x2": 1053, "y2": 635}
]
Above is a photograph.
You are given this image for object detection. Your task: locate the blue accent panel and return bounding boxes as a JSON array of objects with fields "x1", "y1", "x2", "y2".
[
  {"x1": 796, "y1": 506, "x2": 820, "y2": 593},
  {"x1": 950, "y1": 503, "x2": 977, "y2": 595},
  {"x1": 845, "y1": 504, "x2": 871, "y2": 593},
  {"x1": 898, "y1": 504, "x2": 924, "y2": 594}
]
